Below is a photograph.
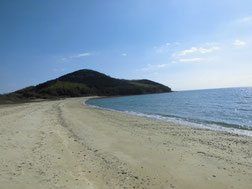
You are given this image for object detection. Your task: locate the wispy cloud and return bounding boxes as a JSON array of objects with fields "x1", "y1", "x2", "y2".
[
  {"x1": 121, "y1": 53, "x2": 127, "y2": 56},
  {"x1": 60, "y1": 57, "x2": 67, "y2": 61},
  {"x1": 236, "y1": 16, "x2": 252, "y2": 24},
  {"x1": 74, "y1": 52, "x2": 92, "y2": 58},
  {"x1": 156, "y1": 64, "x2": 170, "y2": 68},
  {"x1": 59, "y1": 52, "x2": 93, "y2": 62},
  {"x1": 178, "y1": 47, "x2": 197, "y2": 56},
  {"x1": 179, "y1": 58, "x2": 203, "y2": 62},
  {"x1": 141, "y1": 63, "x2": 170, "y2": 71},
  {"x1": 233, "y1": 40, "x2": 246, "y2": 46},
  {"x1": 198, "y1": 46, "x2": 220, "y2": 54},
  {"x1": 177, "y1": 46, "x2": 220, "y2": 56},
  {"x1": 153, "y1": 42, "x2": 180, "y2": 53},
  {"x1": 141, "y1": 43, "x2": 220, "y2": 72},
  {"x1": 69, "y1": 52, "x2": 93, "y2": 58}
]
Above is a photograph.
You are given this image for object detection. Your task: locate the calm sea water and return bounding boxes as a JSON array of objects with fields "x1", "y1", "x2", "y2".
[{"x1": 86, "y1": 87, "x2": 252, "y2": 136}]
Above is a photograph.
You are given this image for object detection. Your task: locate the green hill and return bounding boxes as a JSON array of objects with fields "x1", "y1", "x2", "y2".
[{"x1": 1, "y1": 69, "x2": 172, "y2": 103}]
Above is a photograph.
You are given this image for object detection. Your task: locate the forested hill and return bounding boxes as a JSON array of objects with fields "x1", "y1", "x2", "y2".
[{"x1": 1, "y1": 69, "x2": 172, "y2": 103}]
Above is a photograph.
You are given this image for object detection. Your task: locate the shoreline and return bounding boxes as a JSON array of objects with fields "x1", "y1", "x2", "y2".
[
  {"x1": 0, "y1": 97, "x2": 251, "y2": 188},
  {"x1": 85, "y1": 97, "x2": 252, "y2": 137}
]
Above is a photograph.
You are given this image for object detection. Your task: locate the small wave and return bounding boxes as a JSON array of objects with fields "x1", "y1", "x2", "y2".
[
  {"x1": 244, "y1": 96, "x2": 252, "y2": 99},
  {"x1": 237, "y1": 108, "x2": 252, "y2": 112},
  {"x1": 84, "y1": 101, "x2": 252, "y2": 137}
]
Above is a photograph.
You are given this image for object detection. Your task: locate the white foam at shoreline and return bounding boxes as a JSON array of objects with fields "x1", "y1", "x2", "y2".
[{"x1": 84, "y1": 101, "x2": 252, "y2": 137}]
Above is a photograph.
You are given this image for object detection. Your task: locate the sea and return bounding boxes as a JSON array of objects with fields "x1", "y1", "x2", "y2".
[{"x1": 85, "y1": 87, "x2": 252, "y2": 136}]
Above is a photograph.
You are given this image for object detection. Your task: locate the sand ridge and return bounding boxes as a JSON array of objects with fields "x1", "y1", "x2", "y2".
[{"x1": 0, "y1": 97, "x2": 251, "y2": 188}]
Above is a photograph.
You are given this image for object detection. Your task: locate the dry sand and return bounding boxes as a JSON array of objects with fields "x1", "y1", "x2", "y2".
[{"x1": 0, "y1": 97, "x2": 251, "y2": 189}]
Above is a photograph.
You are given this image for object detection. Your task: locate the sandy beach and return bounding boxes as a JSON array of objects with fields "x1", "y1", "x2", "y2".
[{"x1": 0, "y1": 97, "x2": 251, "y2": 189}]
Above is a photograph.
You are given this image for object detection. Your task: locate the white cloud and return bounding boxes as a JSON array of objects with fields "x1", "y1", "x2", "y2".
[
  {"x1": 76, "y1": 52, "x2": 92, "y2": 57},
  {"x1": 121, "y1": 53, "x2": 127, "y2": 56},
  {"x1": 177, "y1": 46, "x2": 220, "y2": 56},
  {"x1": 178, "y1": 47, "x2": 197, "y2": 56},
  {"x1": 233, "y1": 40, "x2": 246, "y2": 46},
  {"x1": 59, "y1": 52, "x2": 93, "y2": 62},
  {"x1": 198, "y1": 46, "x2": 220, "y2": 54},
  {"x1": 179, "y1": 58, "x2": 203, "y2": 62}
]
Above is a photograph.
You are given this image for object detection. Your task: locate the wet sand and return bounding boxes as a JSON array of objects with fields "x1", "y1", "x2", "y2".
[{"x1": 0, "y1": 97, "x2": 251, "y2": 189}]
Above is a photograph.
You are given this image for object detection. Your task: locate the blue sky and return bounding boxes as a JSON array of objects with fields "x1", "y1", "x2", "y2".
[{"x1": 1, "y1": 0, "x2": 252, "y2": 93}]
